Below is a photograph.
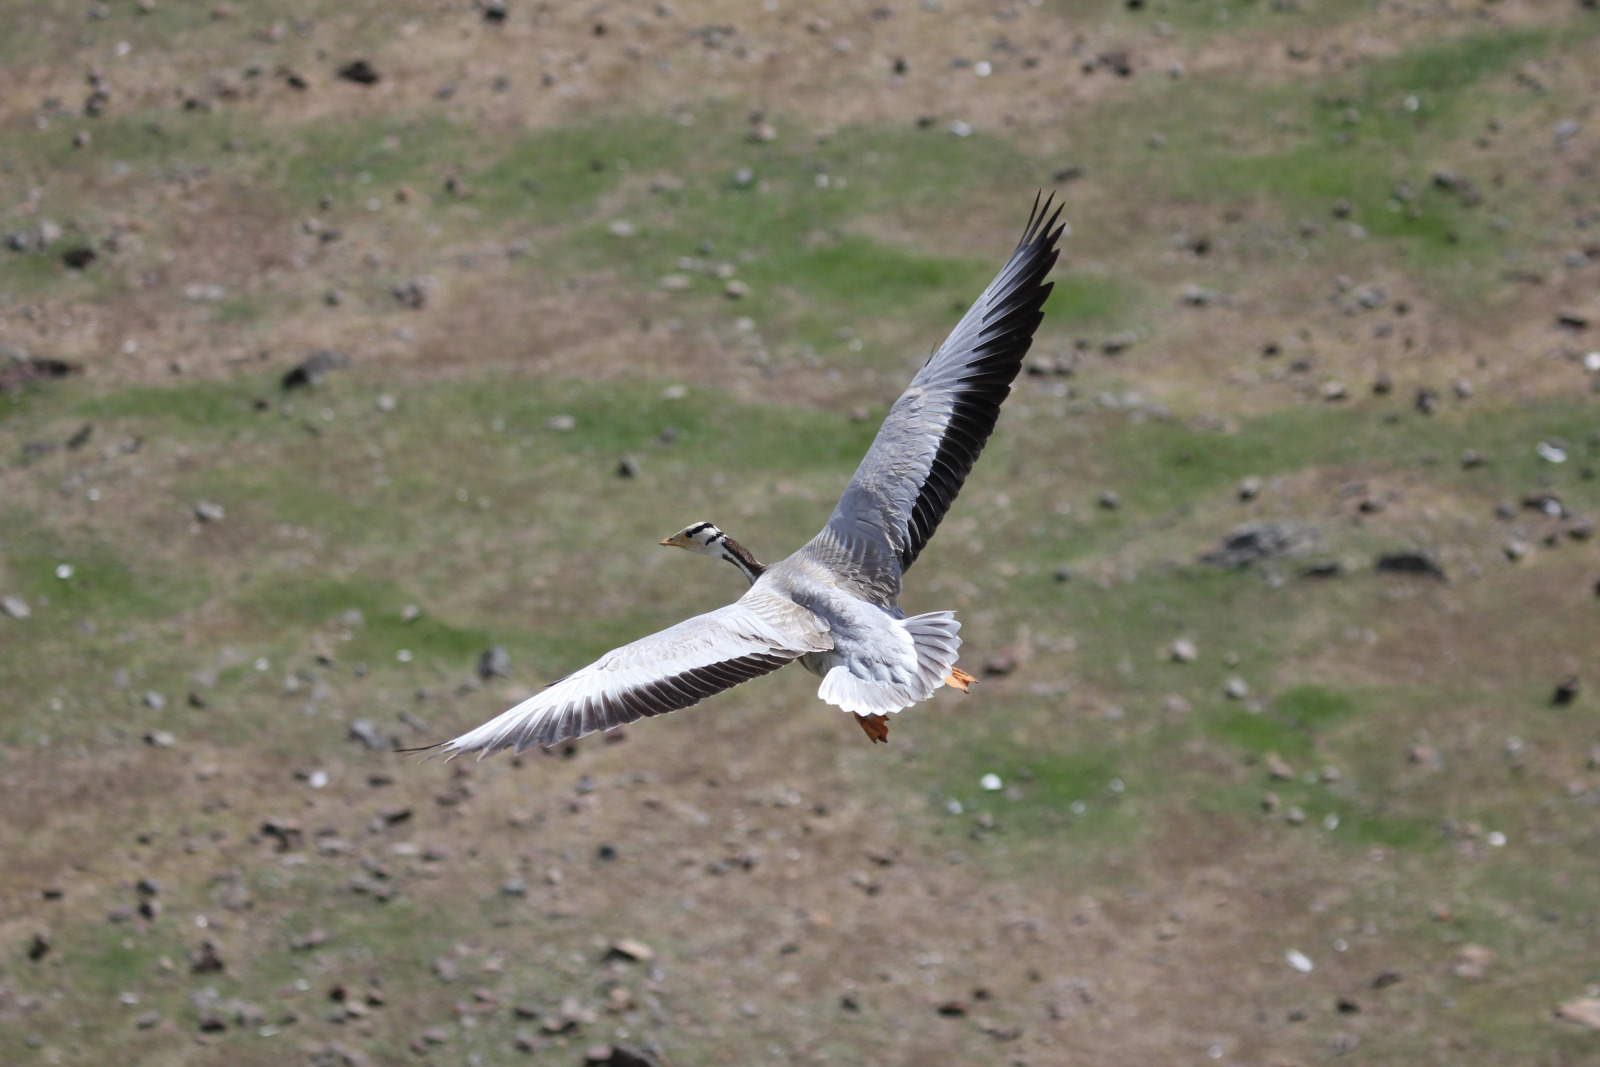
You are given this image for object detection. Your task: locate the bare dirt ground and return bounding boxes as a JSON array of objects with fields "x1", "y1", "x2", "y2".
[{"x1": 2, "y1": 2, "x2": 1600, "y2": 1066}]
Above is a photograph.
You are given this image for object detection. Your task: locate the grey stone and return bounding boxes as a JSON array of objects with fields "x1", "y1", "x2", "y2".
[
  {"x1": 1202, "y1": 522, "x2": 1317, "y2": 568},
  {"x1": 477, "y1": 645, "x2": 511, "y2": 680}
]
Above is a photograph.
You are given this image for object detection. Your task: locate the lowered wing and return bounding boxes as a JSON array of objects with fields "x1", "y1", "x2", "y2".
[{"x1": 427, "y1": 592, "x2": 830, "y2": 756}]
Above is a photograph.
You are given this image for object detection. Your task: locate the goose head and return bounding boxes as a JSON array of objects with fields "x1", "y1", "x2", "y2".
[
  {"x1": 659, "y1": 521, "x2": 725, "y2": 554},
  {"x1": 660, "y1": 522, "x2": 766, "y2": 585}
]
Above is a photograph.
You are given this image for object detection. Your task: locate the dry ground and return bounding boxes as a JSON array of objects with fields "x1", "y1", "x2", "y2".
[{"x1": 2, "y1": 2, "x2": 1600, "y2": 1066}]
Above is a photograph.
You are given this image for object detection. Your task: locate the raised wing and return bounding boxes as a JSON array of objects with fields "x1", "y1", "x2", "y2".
[
  {"x1": 428, "y1": 593, "x2": 831, "y2": 756},
  {"x1": 823, "y1": 194, "x2": 1064, "y2": 578}
]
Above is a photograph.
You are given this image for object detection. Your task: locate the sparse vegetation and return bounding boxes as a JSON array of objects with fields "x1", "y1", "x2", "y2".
[{"x1": 3, "y1": 1, "x2": 1599, "y2": 1065}]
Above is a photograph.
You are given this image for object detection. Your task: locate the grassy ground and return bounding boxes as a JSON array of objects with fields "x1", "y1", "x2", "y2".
[{"x1": 3, "y1": 1, "x2": 1600, "y2": 1065}]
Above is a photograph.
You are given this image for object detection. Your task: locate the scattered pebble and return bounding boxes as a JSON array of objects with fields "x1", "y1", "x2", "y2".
[
  {"x1": 1, "y1": 595, "x2": 29, "y2": 619},
  {"x1": 1202, "y1": 522, "x2": 1315, "y2": 569},
  {"x1": 1453, "y1": 944, "x2": 1495, "y2": 980},
  {"x1": 194, "y1": 502, "x2": 226, "y2": 523},
  {"x1": 477, "y1": 645, "x2": 511, "y2": 680},
  {"x1": 1552, "y1": 676, "x2": 1580, "y2": 706},
  {"x1": 282, "y1": 350, "x2": 348, "y2": 390},
  {"x1": 605, "y1": 938, "x2": 656, "y2": 963},
  {"x1": 1374, "y1": 551, "x2": 1446, "y2": 581},
  {"x1": 1285, "y1": 949, "x2": 1314, "y2": 973},
  {"x1": 337, "y1": 60, "x2": 380, "y2": 85},
  {"x1": 1556, "y1": 998, "x2": 1600, "y2": 1030}
]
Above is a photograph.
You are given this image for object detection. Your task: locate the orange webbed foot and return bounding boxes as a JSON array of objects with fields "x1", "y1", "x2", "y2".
[
  {"x1": 856, "y1": 713, "x2": 890, "y2": 744},
  {"x1": 943, "y1": 667, "x2": 976, "y2": 693}
]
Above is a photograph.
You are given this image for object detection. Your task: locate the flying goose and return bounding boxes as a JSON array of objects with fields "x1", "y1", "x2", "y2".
[{"x1": 430, "y1": 195, "x2": 1064, "y2": 755}]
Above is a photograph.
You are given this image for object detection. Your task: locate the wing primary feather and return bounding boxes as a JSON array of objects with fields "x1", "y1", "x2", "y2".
[{"x1": 876, "y1": 195, "x2": 1065, "y2": 570}]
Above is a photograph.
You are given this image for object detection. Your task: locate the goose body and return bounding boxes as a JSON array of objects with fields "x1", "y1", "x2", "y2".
[{"x1": 431, "y1": 196, "x2": 1064, "y2": 755}]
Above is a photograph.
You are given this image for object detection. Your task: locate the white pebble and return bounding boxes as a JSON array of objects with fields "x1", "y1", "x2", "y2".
[
  {"x1": 979, "y1": 773, "x2": 1002, "y2": 791},
  {"x1": 1285, "y1": 949, "x2": 1314, "y2": 973}
]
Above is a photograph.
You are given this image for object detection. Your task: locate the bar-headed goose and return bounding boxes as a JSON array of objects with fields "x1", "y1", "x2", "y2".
[{"x1": 431, "y1": 195, "x2": 1063, "y2": 753}]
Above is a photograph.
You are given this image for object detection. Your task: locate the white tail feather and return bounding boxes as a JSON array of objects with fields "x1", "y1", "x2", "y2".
[{"x1": 816, "y1": 611, "x2": 962, "y2": 716}]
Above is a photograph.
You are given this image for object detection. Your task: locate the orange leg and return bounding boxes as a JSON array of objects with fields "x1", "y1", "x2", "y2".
[
  {"x1": 856, "y1": 713, "x2": 890, "y2": 744},
  {"x1": 943, "y1": 667, "x2": 976, "y2": 693}
]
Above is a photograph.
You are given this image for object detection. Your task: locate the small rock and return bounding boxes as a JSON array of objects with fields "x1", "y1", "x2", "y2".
[
  {"x1": 1453, "y1": 944, "x2": 1494, "y2": 980},
  {"x1": 142, "y1": 691, "x2": 166, "y2": 710},
  {"x1": 134, "y1": 1011, "x2": 161, "y2": 1029},
  {"x1": 935, "y1": 999, "x2": 968, "y2": 1016},
  {"x1": 1285, "y1": 806, "x2": 1306, "y2": 825},
  {"x1": 62, "y1": 246, "x2": 97, "y2": 270},
  {"x1": 1374, "y1": 551, "x2": 1446, "y2": 581},
  {"x1": 194, "y1": 501, "x2": 226, "y2": 523},
  {"x1": 604, "y1": 938, "x2": 655, "y2": 963},
  {"x1": 1, "y1": 596, "x2": 30, "y2": 619},
  {"x1": 617, "y1": 456, "x2": 641, "y2": 478},
  {"x1": 477, "y1": 645, "x2": 511, "y2": 680},
  {"x1": 182, "y1": 284, "x2": 228, "y2": 303},
  {"x1": 391, "y1": 280, "x2": 428, "y2": 309},
  {"x1": 191, "y1": 939, "x2": 225, "y2": 973},
  {"x1": 27, "y1": 930, "x2": 50, "y2": 961},
  {"x1": 1266, "y1": 753, "x2": 1294, "y2": 780},
  {"x1": 1202, "y1": 522, "x2": 1315, "y2": 568},
  {"x1": 1370, "y1": 971, "x2": 1403, "y2": 989},
  {"x1": 723, "y1": 280, "x2": 749, "y2": 299},
  {"x1": 1097, "y1": 490, "x2": 1120, "y2": 510},
  {"x1": 1552, "y1": 676, "x2": 1580, "y2": 706},
  {"x1": 1168, "y1": 638, "x2": 1197, "y2": 663},
  {"x1": 348, "y1": 719, "x2": 388, "y2": 751},
  {"x1": 281, "y1": 349, "x2": 348, "y2": 389},
  {"x1": 337, "y1": 60, "x2": 380, "y2": 85},
  {"x1": 1556, "y1": 998, "x2": 1600, "y2": 1030},
  {"x1": 984, "y1": 652, "x2": 1016, "y2": 676},
  {"x1": 431, "y1": 956, "x2": 459, "y2": 982},
  {"x1": 1237, "y1": 476, "x2": 1263, "y2": 501}
]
